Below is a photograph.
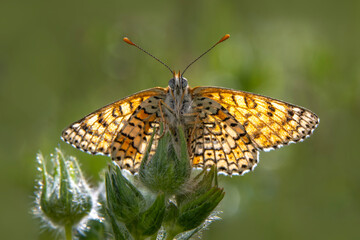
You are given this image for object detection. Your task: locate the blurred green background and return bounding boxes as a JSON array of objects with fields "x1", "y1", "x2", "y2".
[{"x1": 1, "y1": 0, "x2": 359, "y2": 239}]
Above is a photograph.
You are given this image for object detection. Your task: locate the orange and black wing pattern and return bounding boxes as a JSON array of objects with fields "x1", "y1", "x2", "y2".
[
  {"x1": 190, "y1": 87, "x2": 319, "y2": 175},
  {"x1": 61, "y1": 88, "x2": 166, "y2": 162}
]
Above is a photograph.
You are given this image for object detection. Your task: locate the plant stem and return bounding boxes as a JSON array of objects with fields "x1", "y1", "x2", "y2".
[{"x1": 65, "y1": 224, "x2": 73, "y2": 240}]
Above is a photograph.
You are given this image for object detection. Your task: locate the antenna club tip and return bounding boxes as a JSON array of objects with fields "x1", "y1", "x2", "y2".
[
  {"x1": 219, "y1": 34, "x2": 230, "y2": 43},
  {"x1": 123, "y1": 37, "x2": 136, "y2": 46}
]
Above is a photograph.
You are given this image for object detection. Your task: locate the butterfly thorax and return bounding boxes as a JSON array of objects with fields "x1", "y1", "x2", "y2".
[{"x1": 164, "y1": 72, "x2": 194, "y2": 130}]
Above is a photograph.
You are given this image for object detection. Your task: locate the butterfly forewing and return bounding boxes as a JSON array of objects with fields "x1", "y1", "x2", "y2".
[
  {"x1": 61, "y1": 88, "x2": 166, "y2": 156},
  {"x1": 192, "y1": 87, "x2": 319, "y2": 152},
  {"x1": 111, "y1": 95, "x2": 166, "y2": 173}
]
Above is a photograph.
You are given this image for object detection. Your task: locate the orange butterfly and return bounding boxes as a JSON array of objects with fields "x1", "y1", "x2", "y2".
[{"x1": 62, "y1": 34, "x2": 319, "y2": 175}]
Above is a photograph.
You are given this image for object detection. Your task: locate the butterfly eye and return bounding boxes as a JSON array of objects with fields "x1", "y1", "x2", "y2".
[
  {"x1": 181, "y1": 77, "x2": 188, "y2": 88},
  {"x1": 168, "y1": 78, "x2": 175, "y2": 89}
]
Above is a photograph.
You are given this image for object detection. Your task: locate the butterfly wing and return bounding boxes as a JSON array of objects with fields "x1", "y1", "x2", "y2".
[
  {"x1": 110, "y1": 94, "x2": 166, "y2": 173},
  {"x1": 189, "y1": 96, "x2": 259, "y2": 175},
  {"x1": 192, "y1": 87, "x2": 319, "y2": 151},
  {"x1": 61, "y1": 88, "x2": 166, "y2": 157},
  {"x1": 190, "y1": 87, "x2": 319, "y2": 175}
]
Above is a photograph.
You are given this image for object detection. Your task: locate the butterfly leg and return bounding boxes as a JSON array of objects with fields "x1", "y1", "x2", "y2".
[{"x1": 157, "y1": 99, "x2": 175, "y2": 138}]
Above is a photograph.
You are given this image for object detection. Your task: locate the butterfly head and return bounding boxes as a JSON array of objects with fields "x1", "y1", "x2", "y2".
[
  {"x1": 168, "y1": 70, "x2": 188, "y2": 92},
  {"x1": 166, "y1": 71, "x2": 191, "y2": 116}
]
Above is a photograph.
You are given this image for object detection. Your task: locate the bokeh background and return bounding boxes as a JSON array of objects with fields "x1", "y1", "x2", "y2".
[{"x1": 1, "y1": 0, "x2": 359, "y2": 239}]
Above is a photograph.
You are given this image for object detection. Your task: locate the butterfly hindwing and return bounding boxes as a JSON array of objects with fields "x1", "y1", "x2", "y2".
[
  {"x1": 190, "y1": 96, "x2": 259, "y2": 175},
  {"x1": 192, "y1": 87, "x2": 319, "y2": 152},
  {"x1": 61, "y1": 88, "x2": 166, "y2": 156}
]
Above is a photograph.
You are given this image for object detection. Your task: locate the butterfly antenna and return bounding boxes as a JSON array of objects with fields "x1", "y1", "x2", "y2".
[
  {"x1": 123, "y1": 37, "x2": 173, "y2": 74},
  {"x1": 181, "y1": 34, "x2": 230, "y2": 76}
]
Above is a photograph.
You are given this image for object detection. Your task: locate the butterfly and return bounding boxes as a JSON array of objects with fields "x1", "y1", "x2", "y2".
[{"x1": 61, "y1": 34, "x2": 319, "y2": 176}]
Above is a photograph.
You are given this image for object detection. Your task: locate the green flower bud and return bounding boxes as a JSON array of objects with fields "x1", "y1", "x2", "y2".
[
  {"x1": 34, "y1": 149, "x2": 97, "y2": 238},
  {"x1": 163, "y1": 167, "x2": 224, "y2": 238},
  {"x1": 105, "y1": 163, "x2": 145, "y2": 223},
  {"x1": 139, "y1": 125, "x2": 191, "y2": 196},
  {"x1": 137, "y1": 193, "x2": 165, "y2": 236},
  {"x1": 177, "y1": 187, "x2": 224, "y2": 231},
  {"x1": 163, "y1": 201, "x2": 179, "y2": 229},
  {"x1": 176, "y1": 167, "x2": 224, "y2": 231},
  {"x1": 106, "y1": 208, "x2": 132, "y2": 240},
  {"x1": 106, "y1": 164, "x2": 166, "y2": 239}
]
